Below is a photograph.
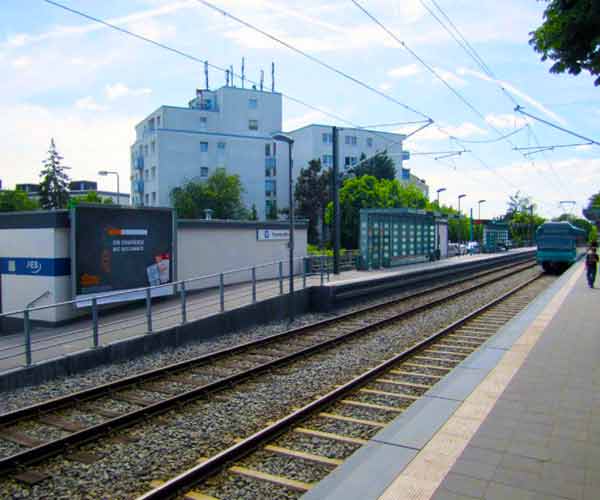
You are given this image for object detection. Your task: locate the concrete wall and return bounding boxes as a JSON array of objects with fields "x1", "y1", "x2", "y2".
[{"x1": 178, "y1": 220, "x2": 308, "y2": 289}]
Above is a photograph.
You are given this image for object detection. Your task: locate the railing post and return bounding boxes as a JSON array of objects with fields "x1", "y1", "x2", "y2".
[
  {"x1": 24, "y1": 309, "x2": 32, "y2": 367},
  {"x1": 320, "y1": 255, "x2": 324, "y2": 286},
  {"x1": 180, "y1": 282, "x2": 187, "y2": 324},
  {"x1": 92, "y1": 297, "x2": 99, "y2": 348},
  {"x1": 302, "y1": 258, "x2": 307, "y2": 289},
  {"x1": 279, "y1": 261, "x2": 283, "y2": 295},
  {"x1": 219, "y1": 273, "x2": 225, "y2": 313},
  {"x1": 326, "y1": 256, "x2": 331, "y2": 282},
  {"x1": 146, "y1": 288, "x2": 153, "y2": 333},
  {"x1": 252, "y1": 267, "x2": 257, "y2": 304}
]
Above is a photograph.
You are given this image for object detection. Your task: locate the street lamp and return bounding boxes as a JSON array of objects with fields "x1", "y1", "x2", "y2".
[
  {"x1": 98, "y1": 170, "x2": 120, "y2": 205},
  {"x1": 436, "y1": 187, "x2": 446, "y2": 207},
  {"x1": 457, "y1": 194, "x2": 466, "y2": 215},
  {"x1": 477, "y1": 199, "x2": 486, "y2": 220},
  {"x1": 457, "y1": 194, "x2": 466, "y2": 245},
  {"x1": 272, "y1": 133, "x2": 295, "y2": 322}
]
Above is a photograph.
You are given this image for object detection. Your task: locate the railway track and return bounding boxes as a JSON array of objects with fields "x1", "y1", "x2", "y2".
[
  {"x1": 140, "y1": 273, "x2": 551, "y2": 500},
  {"x1": 0, "y1": 258, "x2": 535, "y2": 485}
]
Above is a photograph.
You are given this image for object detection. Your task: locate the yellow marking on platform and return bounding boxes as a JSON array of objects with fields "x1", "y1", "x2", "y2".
[
  {"x1": 229, "y1": 465, "x2": 314, "y2": 492},
  {"x1": 402, "y1": 362, "x2": 450, "y2": 371},
  {"x1": 319, "y1": 412, "x2": 386, "y2": 428},
  {"x1": 294, "y1": 427, "x2": 367, "y2": 445},
  {"x1": 378, "y1": 265, "x2": 584, "y2": 500},
  {"x1": 360, "y1": 388, "x2": 419, "y2": 400},
  {"x1": 377, "y1": 378, "x2": 431, "y2": 389},
  {"x1": 389, "y1": 369, "x2": 442, "y2": 379},
  {"x1": 340, "y1": 399, "x2": 404, "y2": 412},
  {"x1": 264, "y1": 445, "x2": 342, "y2": 466}
]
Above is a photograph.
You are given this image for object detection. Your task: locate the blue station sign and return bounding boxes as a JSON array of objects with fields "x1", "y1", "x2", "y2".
[{"x1": 0, "y1": 257, "x2": 71, "y2": 277}]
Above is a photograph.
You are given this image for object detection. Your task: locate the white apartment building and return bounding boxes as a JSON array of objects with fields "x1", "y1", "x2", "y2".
[
  {"x1": 131, "y1": 85, "x2": 289, "y2": 219},
  {"x1": 287, "y1": 124, "x2": 428, "y2": 198}
]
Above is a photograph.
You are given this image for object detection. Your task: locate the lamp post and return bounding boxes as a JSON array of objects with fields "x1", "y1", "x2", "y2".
[
  {"x1": 436, "y1": 188, "x2": 446, "y2": 258},
  {"x1": 457, "y1": 194, "x2": 466, "y2": 244},
  {"x1": 272, "y1": 133, "x2": 295, "y2": 322},
  {"x1": 98, "y1": 170, "x2": 120, "y2": 205},
  {"x1": 477, "y1": 199, "x2": 486, "y2": 221}
]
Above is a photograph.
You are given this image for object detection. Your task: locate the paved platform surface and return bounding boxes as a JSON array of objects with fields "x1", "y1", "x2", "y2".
[
  {"x1": 0, "y1": 250, "x2": 530, "y2": 374},
  {"x1": 304, "y1": 258, "x2": 596, "y2": 500}
]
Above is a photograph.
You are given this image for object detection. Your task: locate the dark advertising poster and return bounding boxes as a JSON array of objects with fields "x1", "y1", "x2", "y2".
[{"x1": 73, "y1": 206, "x2": 173, "y2": 306}]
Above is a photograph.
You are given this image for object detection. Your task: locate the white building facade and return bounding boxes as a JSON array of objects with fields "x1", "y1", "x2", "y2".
[
  {"x1": 131, "y1": 86, "x2": 289, "y2": 219},
  {"x1": 287, "y1": 124, "x2": 428, "y2": 198}
]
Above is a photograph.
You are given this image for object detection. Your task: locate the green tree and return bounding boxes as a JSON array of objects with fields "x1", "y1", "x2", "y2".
[
  {"x1": 170, "y1": 168, "x2": 247, "y2": 219},
  {"x1": 39, "y1": 138, "x2": 70, "y2": 209},
  {"x1": 507, "y1": 191, "x2": 533, "y2": 216},
  {"x1": 587, "y1": 191, "x2": 600, "y2": 208},
  {"x1": 68, "y1": 192, "x2": 114, "y2": 207},
  {"x1": 324, "y1": 176, "x2": 429, "y2": 248},
  {"x1": 249, "y1": 204, "x2": 258, "y2": 221},
  {"x1": 0, "y1": 190, "x2": 39, "y2": 212},
  {"x1": 530, "y1": 0, "x2": 600, "y2": 86},
  {"x1": 349, "y1": 151, "x2": 396, "y2": 180},
  {"x1": 294, "y1": 159, "x2": 330, "y2": 244}
]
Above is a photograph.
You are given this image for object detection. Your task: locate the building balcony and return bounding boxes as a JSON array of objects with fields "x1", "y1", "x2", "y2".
[
  {"x1": 133, "y1": 179, "x2": 144, "y2": 193},
  {"x1": 135, "y1": 156, "x2": 144, "y2": 170}
]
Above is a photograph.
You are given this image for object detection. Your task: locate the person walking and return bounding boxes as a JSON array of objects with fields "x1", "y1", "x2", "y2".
[{"x1": 586, "y1": 246, "x2": 599, "y2": 288}]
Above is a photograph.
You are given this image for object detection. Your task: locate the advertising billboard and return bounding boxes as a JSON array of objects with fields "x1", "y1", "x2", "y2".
[{"x1": 72, "y1": 205, "x2": 174, "y2": 306}]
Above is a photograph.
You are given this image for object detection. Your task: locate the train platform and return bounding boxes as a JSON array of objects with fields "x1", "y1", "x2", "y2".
[
  {"x1": 0, "y1": 249, "x2": 533, "y2": 376},
  {"x1": 304, "y1": 259, "x2": 596, "y2": 500}
]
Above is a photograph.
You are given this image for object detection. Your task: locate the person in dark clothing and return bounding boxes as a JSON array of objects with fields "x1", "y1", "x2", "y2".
[{"x1": 586, "y1": 247, "x2": 599, "y2": 288}]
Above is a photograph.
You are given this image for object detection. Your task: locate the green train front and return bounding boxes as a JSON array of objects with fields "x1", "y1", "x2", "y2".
[{"x1": 536, "y1": 221, "x2": 585, "y2": 273}]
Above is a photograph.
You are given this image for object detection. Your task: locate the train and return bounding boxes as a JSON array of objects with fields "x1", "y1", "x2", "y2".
[{"x1": 536, "y1": 221, "x2": 586, "y2": 273}]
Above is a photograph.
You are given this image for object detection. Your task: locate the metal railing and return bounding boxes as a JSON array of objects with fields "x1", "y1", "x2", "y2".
[{"x1": 0, "y1": 255, "x2": 353, "y2": 371}]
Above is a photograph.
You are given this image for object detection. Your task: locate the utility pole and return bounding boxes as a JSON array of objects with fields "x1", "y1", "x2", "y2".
[{"x1": 332, "y1": 126, "x2": 341, "y2": 274}]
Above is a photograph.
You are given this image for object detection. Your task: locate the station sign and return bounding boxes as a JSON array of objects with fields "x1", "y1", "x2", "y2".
[
  {"x1": 71, "y1": 205, "x2": 174, "y2": 307},
  {"x1": 257, "y1": 228, "x2": 290, "y2": 241}
]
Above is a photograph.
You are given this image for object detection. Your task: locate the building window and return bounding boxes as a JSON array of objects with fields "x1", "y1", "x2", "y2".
[
  {"x1": 200, "y1": 141, "x2": 208, "y2": 152},
  {"x1": 322, "y1": 154, "x2": 333, "y2": 167},
  {"x1": 367, "y1": 137, "x2": 373, "y2": 147},
  {"x1": 217, "y1": 142, "x2": 226, "y2": 150},
  {"x1": 265, "y1": 144, "x2": 271, "y2": 157},
  {"x1": 249, "y1": 98, "x2": 258, "y2": 109},
  {"x1": 145, "y1": 193, "x2": 149, "y2": 205},
  {"x1": 200, "y1": 167, "x2": 209, "y2": 177},
  {"x1": 345, "y1": 135, "x2": 357, "y2": 145},
  {"x1": 144, "y1": 144, "x2": 149, "y2": 156},
  {"x1": 322, "y1": 133, "x2": 332, "y2": 144},
  {"x1": 265, "y1": 179, "x2": 276, "y2": 196},
  {"x1": 156, "y1": 116, "x2": 161, "y2": 127},
  {"x1": 344, "y1": 156, "x2": 357, "y2": 167},
  {"x1": 144, "y1": 169, "x2": 149, "y2": 180},
  {"x1": 151, "y1": 192, "x2": 156, "y2": 205},
  {"x1": 249, "y1": 119, "x2": 258, "y2": 131},
  {"x1": 151, "y1": 141, "x2": 155, "y2": 153},
  {"x1": 200, "y1": 116, "x2": 207, "y2": 128},
  {"x1": 151, "y1": 166, "x2": 156, "y2": 179}
]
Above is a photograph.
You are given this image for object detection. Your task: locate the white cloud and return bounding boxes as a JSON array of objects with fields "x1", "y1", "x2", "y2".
[
  {"x1": 12, "y1": 56, "x2": 32, "y2": 69},
  {"x1": 284, "y1": 110, "x2": 330, "y2": 131},
  {"x1": 106, "y1": 83, "x2": 152, "y2": 100},
  {"x1": 485, "y1": 113, "x2": 531, "y2": 129},
  {"x1": 0, "y1": 104, "x2": 137, "y2": 191},
  {"x1": 575, "y1": 144, "x2": 593, "y2": 152},
  {"x1": 379, "y1": 82, "x2": 393, "y2": 91},
  {"x1": 458, "y1": 67, "x2": 567, "y2": 126},
  {"x1": 432, "y1": 67, "x2": 467, "y2": 87},
  {"x1": 75, "y1": 96, "x2": 107, "y2": 111},
  {"x1": 388, "y1": 64, "x2": 421, "y2": 79}
]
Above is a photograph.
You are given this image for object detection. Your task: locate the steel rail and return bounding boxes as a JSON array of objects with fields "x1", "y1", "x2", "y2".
[
  {"x1": 138, "y1": 273, "x2": 543, "y2": 500},
  {"x1": 0, "y1": 258, "x2": 534, "y2": 475}
]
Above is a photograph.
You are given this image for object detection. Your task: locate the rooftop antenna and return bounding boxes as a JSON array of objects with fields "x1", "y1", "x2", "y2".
[
  {"x1": 204, "y1": 61, "x2": 209, "y2": 90},
  {"x1": 230, "y1": 65, "x2": 235, "y2": 87},
  {"x1": 260, "y1": 69, "x2": 264, "y2": 91},
  {"x1": 271, "y1": 61, "x2": 275, "y2": 92},
  {"x1": 225, "y1": 69, "x2": 230, "y2": 87},
  {"x1": 241, "y1": 57, "x2": 245, "y2": 89}
]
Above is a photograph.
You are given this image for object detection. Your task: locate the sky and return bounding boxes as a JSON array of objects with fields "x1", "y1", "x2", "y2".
[{"x1": 1, "y1": 0, "x2": 598, "y2": 219}]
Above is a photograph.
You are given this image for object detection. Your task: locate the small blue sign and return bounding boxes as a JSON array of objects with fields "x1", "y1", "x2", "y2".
[{"x1": 0, "y1": 257, "x2": 71, "y2": 276}]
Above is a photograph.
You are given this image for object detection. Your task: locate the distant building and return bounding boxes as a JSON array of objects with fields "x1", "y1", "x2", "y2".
[
  {"x1": 130, "y1": 85, "x2": 288, "y2": 219},
  {"x1": 15, "y1": 181, "x2": 130, "y2": 205},
  {"x1": 287, "y1": 124, "x2": 428, "y2": 197}
]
